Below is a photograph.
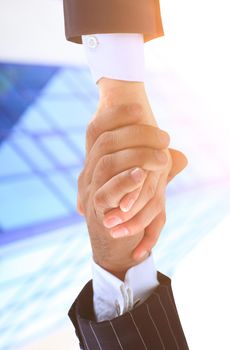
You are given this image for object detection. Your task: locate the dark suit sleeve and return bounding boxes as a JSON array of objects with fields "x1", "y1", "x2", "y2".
[
  {"x1": 68, "y1": 272, "x2": 189, "y2": 349},
  {"x1": 63, "y1": 0, "x2": 164, "y2": 44}
]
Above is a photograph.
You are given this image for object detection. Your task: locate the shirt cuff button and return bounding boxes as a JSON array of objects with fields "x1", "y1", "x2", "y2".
[
  {"x1": 115, "y1": 299, "x2": 121, "y2": 317},
  {"x1": 84, "y1": 35, "x2": 99, "y2": 49}
]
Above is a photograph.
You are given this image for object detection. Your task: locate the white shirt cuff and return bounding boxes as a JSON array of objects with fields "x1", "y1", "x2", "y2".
[
  {"x1": 92, "y1": 253, "x2": 159, "y2": 322},
  {"x1": 82, "y1": 33, "x2": 145, "y2": 84}
]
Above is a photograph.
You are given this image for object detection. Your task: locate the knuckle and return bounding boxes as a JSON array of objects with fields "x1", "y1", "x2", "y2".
[
  {"x1": 77, "y1": 171, "x2": 88, "y2": 212},
  {"x1": 93, "y1": 190, "x2": 109, "y2": 210},
  {"x1": 97, "y1": 153, "x2": 113, "y2": 172},
  {"x1": 156, "y1": 128, "x2": 171, "y2": 146},
  {"x1": 111, "y1": 103, "x2": 144, "y2": 125},
  {"x1": 126, "y1": 103, "x2": 144, "y2": 123},
  {"x1": 97, "y1": 131, "x2": 114, "y2": 150},
  {"x1": 113, "y1": 173, "x2": 129, "y2": 195},
  {"x1": 86, "y1": 119, "x2": 99, "y2": 145},
  {"x1": 93, "y1": 154, "x2": 113, "y2": 186},
  {"x1": 93, "y1": 191, "x2": 103, "y2": 208},
  {"x1": 77, "y1": 170, "x2": 84, "y2": 191},
  {"x1": 154, "y1": 149, "x2": 169, "y2": 164},
  {"x1": 163, "y1": 130, "x2": 170, "y2": 144},
  {"x1": 77, "y1": 169, "x2": 91, "y2": 203},
  {"x1": 116, "y1": 173, "x2": 127, "y2": 188}
]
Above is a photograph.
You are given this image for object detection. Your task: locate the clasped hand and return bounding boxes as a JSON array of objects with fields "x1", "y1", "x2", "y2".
[{"x1": 77, "y1": 104, "x2": 187, "y2": 279}]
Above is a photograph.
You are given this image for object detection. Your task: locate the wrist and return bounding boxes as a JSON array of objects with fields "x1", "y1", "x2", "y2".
[
  {"x1": 95, "y1": 252, "x2": 149, "y2": 281},
  {"x1": 97, "y1": 78, "x2": 156, "y2": 122},
  {"x1": 95, "y1": 78, "x2": 157, "y2": 127},
  {"x1": 98, "y1": 78, "x2": 146, "y2": 107},
  {"x1": 92, "y1": 230, "x2": 147, "y2": 281}
]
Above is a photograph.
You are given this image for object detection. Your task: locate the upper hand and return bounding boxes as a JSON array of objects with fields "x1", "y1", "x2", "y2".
[{"x1": 77, "y1": 104, "x2": 187, "y2": 277}]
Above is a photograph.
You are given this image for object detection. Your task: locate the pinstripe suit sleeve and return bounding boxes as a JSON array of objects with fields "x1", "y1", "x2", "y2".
[
  {"x1": 68, "y1": 272, "x2": 189, "y2": 350},
  {"x1": 63, "y1": 0, "x2": 164, "y2": 44}
]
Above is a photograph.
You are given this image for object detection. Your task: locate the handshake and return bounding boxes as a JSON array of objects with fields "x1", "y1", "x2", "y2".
[{"x1": 77, "y1": 102, "x2": 187, "y2": 280}]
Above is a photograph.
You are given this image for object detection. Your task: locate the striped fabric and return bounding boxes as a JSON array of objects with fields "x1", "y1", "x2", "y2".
[{"x1": 68, "y1": 272, "x2": 189, "y2": 349}]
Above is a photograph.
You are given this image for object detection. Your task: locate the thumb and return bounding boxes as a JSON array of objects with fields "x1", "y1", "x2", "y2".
[{"x1": 167, "y1": 148, "x2": 188, "y2": 183}]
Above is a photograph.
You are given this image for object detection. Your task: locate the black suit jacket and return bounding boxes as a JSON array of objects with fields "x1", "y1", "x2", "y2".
[
  {"x1": 63, "y1": 0, "x2": 164, "y2": 44},
  {"x1": 69, "y1": 272, "x2": 189, "y2": 349}
]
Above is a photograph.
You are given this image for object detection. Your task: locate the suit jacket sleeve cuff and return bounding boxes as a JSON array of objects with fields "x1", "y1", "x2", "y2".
[
  {"x1": 68, "y1": 272, "x2": 189, "y2": 349},
  {"x1": 63, "y1": 0, "x2": 164, "y2": 44}
]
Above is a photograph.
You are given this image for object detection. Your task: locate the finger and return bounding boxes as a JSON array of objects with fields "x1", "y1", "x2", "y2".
[
  {"x1": 86, "y1": 124, "x2": 170, "y2": 178},
  {"x1": 168, "y1": 148, "x2": 188, "y2": 183},
  {"x1": 86, "y1": 104, "x2": 169, "y2": 154},
  {"x1": 119, "y1": 171, "x2": 160, "y2": 213},
  {"x1": 77, "y1": 195, "x2": 84, "y2": 216},
  {"x1": 109, "y1": 176, "x2": 166, "y2": 238},
  {"x1": 103, "y1": 171, "x2": 160, "y2": 228},
  {"x1": 90, "y1": 147, "x2": 169, "y2": 190},
  {"x1": 119, "y1": 187, "x2": 142, "y2": 213},
  {"x1": 93, "y1": 167, "x2": 147, "y2": 217},
  {"x1": 132, "y1": 210, "x2": 166, "y2": 261}
]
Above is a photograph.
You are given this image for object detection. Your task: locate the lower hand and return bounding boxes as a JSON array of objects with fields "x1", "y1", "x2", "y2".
[{"x1": 78, "y1": 105, "x2": 187, "y2": 278}]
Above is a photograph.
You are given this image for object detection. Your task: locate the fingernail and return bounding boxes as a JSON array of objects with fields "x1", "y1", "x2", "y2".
[
  {"x1": 120, "y1": 198, "x2": 136, "y2": 212},
  {"x1": 156, "y1": 151, "x2": 168, "y2": 163},
  {"x1": 111, "y1": 227, "x2": 129, "y2": 238},
  {"x1": 131, "y1": 168, "x2": 144, "y2": 183},
  {"x1": 103, "y1": 216, "x2": 123, "y2": 228}
]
